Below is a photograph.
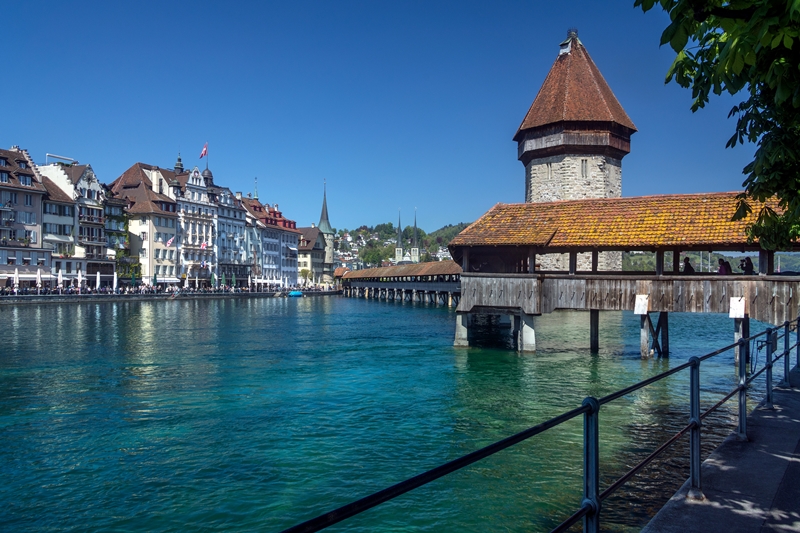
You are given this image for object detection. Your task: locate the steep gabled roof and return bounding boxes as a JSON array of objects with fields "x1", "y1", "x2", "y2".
[
  {"x1": 449, "y1": 192, "x2": 780, "y2": 251},
  {"x1": 41, "y1": 176, "x2": 75, "y2": 204},
  {"x1": 514, "y1": 33, "x2": 636, "y2": 141},
  {"x1": 107, "y1": 162, "x2": 176, "y2": 216}
]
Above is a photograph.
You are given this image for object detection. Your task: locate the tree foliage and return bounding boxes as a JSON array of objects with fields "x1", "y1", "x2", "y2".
[{"x1": 637, "y1": 0, "x2": 800, "y2": 249}]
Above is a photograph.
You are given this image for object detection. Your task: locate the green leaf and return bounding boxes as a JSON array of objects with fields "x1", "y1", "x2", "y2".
[
  {"x1": 772, "y1": 33, "x2": 783, "y2": 49},
  {"x1": 785, "y1": 34, "x2": 794, "y2": 49}
]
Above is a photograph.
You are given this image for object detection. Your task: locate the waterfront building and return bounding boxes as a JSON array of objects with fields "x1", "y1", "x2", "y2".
[
  {"x1": 40, "y1": 176, "x2": 76, "y2": 282},
  {"x1": 108, "y1": 163, "x2": 179, "y2": 285},
  {"x1": 241, "y1": 196, "x2": 300, "y2": 286},
  {"x1": 104, "y1": 195, "x2": 129, "y2": 269},
  {"x1": 0, "y1": 146, "x2": 52, "y2": 286},
  {"x1": 298, "y1": 225, "x2": 326, "y2": 284},
  {"x1": 170, "y1": 165, "x2": 219, "y2": 287},
  {"x1": 514, "y1": 29, "x2": 636, "y2": 270},
  {"x1": 214, "y1": 187, "x2": 248, "y2": 287},
  {"x1": 38, "y1": 162, "x2": 115, "y2": 285}
]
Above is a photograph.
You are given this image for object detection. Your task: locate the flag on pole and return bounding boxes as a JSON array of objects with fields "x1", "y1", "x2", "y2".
[
  {"x1": 199, "y1": 142, "x2": 208, "y2": 159},
  {"x1": 166, "y1": 235, "x2": 174, "y2": 247}
]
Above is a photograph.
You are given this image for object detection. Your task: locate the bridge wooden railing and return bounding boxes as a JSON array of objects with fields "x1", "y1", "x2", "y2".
[{"x1": 458, "y1": 273, "x2": 800, "y2": 326}]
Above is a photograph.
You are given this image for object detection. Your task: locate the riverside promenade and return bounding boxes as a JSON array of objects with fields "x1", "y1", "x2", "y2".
[
  {"x1": 643, "y1": 382, "x2": 800, "y2": 533},
  {"x1": 0, "y1": 289, "x2": 341, "y2": 305}
]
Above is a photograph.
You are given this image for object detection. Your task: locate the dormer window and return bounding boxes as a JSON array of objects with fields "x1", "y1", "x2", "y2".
[
  {"x1": 0, "y1": 158, "x2": 7, "y2": 167},
  {"x1": 0, "y1": 172, "x2": 8, "y2": 183},
  {"x1": 18, "y1": 161, "x2": 27, "y2": 169},
  {"x1": 19, "y1": 175, "x2": 31, "y2": 186}
]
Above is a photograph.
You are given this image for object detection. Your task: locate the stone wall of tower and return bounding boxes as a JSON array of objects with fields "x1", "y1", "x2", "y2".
[
  {"x1": 524, "y1": 154, "x2": 621, "y2": 203},
  {"x1": 526, "y1": 154, "x2": 623, "y2": 271}
]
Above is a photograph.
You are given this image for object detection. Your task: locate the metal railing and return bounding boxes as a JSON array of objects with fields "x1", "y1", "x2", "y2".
[{"x1": 279, "y1": 318, "x2": 800, "y2": 533}]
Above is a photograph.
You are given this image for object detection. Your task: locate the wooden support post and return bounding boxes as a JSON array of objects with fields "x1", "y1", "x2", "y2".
[
  {"x1": 759, "y1": 250, "x2": 774, "y2": 275},
  {"x1": 590, "y1": 309, "x2": 599, "y2": 352},
  {"x1": 673, "y1": 250, "x2": 681, "y2": 273},
  {"x1": 569, "y1": 252, "x2": 578, "y2": 275},
  {"x1": 591, "y1": 251, "x2": 598, "y2": 273},
  {"x1": 454, "y1": 313, "x2": 469, "y2": 347},
  {"x1": 640, "y1": 314, "x2": 651, "y2": 358},
  {"x1": 528, "y1": 248, "x2": 536, "y2": 273},
  {"x1": 462, "y1": 248, "x2": 470, "y2": 272},
  {"x1": 659, "y1": 312, "x2": 669, "y2": 356},
  {"x1": 734, "y1": 315, "x2": 751, "y2": 365},
  {"x1": 656, "y1": 250, "x2": 664, "y2": 276}
]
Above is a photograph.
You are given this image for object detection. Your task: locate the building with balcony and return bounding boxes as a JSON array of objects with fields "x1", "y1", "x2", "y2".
[
  {"x1": 241, "y1": 195, "x2": 300, "y2": 287},
  {"x1": 0, "y1": 146, "x2": 51, "y2": 288},
  {"x1": 169, "y1": 164, "x2": 219, "y2": 287},
  {"x1": 41, "y1": 176, "x2": 77, "y2": 284},
  {"x1": 38, "y1": 162, "x2": 115, "y2": 285},
  {"x1": 108, "y1": 162, "x2": 179, "y2": 286},
  {"x1": 215, "y1": 187, "x2": 248, "y2": 287}
]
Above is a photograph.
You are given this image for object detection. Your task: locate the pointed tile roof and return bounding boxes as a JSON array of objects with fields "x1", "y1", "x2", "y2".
[
  {"x1": 514, "y1": 32, "x2": 636, "y2": 142},
  {"x1": 317, "y1": 184, "x2": 333, "y2": 234}
]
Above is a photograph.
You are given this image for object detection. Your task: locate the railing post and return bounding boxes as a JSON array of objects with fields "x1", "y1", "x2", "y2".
[
  {"x1": 688, "y1": 357, "x2": 704, "y2": 500},
  {"x1": 796, "y1": 317, "x2": 800, "y2": 371},
  {"x1": 737, "y1": 339, "x2": 748, "y2": 441},
  {"x1": 781, "y1": 321, "x2": 790, "y2": 387},
  {"x1": 765, "y1": 328, "x2": 774, "y2": 409},
  {"x1": 582, "y1": 397, "x2": 600, "y2": 533}
]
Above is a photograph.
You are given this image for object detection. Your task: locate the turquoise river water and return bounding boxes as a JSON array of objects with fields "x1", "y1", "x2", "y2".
[{"x1": 0, "y1": 297, "x2": 781, "y2": 532}]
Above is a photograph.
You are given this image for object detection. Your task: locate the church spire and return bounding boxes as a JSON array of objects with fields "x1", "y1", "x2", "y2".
[
  {"x1": 317, "y1": 180, "x2": 333, "y2": 234},
  {"x1": 174, "y1": 152, "x2": 184, "y2": 173}
]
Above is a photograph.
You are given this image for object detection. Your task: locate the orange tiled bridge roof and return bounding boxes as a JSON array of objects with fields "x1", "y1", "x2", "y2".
[
  {"x1": 449, "y1": 192, "x2": 783, "y2": 252},
  {"x1": 343, "y1": 260, "x2": 461, "y2": 280}
]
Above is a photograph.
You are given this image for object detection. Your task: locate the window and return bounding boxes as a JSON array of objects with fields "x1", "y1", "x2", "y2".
[
  {"x1": 140, "y1": 232, "x2": 148, "y2": 241},
  {"x1": 24, "y1": 194, "x2": 32, "y2": 206},
  {"x1": 0, "y1": 172, "x2": 8, "y2": 183},
  {"x1": 140, "y1": 248, "x2": 146, "y2": 258},
  {"x1": 19, "y1": 175, "x2": 31, "y2": 186},
  {"x1": 9, "y1": 192, "x2": 17, "y2": 205},
  {"x1": 55, "y1": 261, "x2": 61, "y2": 272},
  {"x1": 18, "y1": 161, "x2": 27, "y2": 169},
  {"x1": 154, "y1": 249, "x2": 160, "y2": 260},
  {"x1": 0, "y1": 158, "x2": 6, "y2": 166},
  {"x1": 581, "y1": 159, "x2": 588, "y2": 179},
  {"x1": 66, "y1": 261, "x2": 72, "y2": 274}
]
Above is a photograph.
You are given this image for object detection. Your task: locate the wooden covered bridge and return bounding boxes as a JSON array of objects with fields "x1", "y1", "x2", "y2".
[
  {"x1": 448, "y1": 191, "x2": 800, "y2": 356},
  {"x1": 340, "y1": 261, "x2": 462, "y2": 306}
]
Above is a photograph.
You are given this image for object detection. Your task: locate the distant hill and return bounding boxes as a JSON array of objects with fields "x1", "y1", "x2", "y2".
[{"x1": 428, "y1": 223, "x2": 471, "y2": 247}]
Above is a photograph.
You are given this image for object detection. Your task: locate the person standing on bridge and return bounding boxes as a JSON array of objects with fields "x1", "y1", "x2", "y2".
[{"x1": 682, "y1": 257, "x2": 695, "y2": 274}]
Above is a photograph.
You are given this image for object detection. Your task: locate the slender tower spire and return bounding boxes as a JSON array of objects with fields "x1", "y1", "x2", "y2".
[
  {"x1": 318, "y1": 179, "x2": 333, "y2": 234},
  {"x1": 395, "y1": 210, "x2": 403, "y2": 263},
  {"x1": 411, "y1": 208, "x2": 420, "y2": 263}
]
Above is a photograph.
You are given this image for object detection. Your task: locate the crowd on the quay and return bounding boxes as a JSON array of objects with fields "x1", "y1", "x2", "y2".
[{"x1": 0, "y1": 283, "x2": 338, "y2": 297}]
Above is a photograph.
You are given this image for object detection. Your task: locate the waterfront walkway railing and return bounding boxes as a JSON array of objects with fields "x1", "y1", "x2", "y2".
[{"x1": 279, "y1": 318, "x2": 800, "y2": 533}]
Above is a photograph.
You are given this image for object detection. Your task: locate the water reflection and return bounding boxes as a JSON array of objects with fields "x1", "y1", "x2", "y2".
[{"x1": 0, "y1": 300, "x2": 775, "y2": 532}]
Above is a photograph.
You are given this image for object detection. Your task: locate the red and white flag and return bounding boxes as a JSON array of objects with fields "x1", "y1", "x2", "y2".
[
  {"x1": 166, "y1": 236, "x2": 174, "y2": 247},
  {"x1": 199, "y1": 142, "x2": 208, "y2": 159},
  {"x1": 201, "y1": 241, "x2": 207, "y2": 250}
]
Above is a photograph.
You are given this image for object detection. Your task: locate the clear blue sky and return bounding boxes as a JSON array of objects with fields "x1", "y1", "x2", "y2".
[{"x1": 4, "y1": 1, "x2": 753, "y2": 233}]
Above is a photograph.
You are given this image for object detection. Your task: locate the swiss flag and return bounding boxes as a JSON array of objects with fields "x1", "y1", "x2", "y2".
[{"x1": 199, "y1": 143, "x2": 208, "y2": 159}]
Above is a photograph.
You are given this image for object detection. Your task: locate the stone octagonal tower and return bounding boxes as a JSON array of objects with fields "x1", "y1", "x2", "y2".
[{"x1": 514, "y1": 30, "x2": 636, "y2": 270}]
